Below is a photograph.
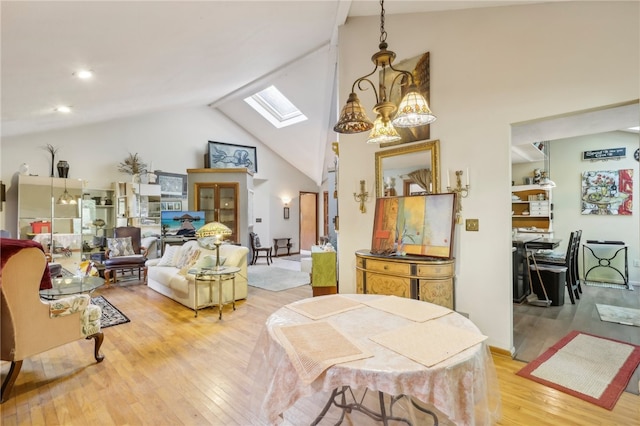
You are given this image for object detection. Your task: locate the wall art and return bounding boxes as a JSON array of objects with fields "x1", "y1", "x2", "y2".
[{"x1": 581, "y1": 169, "x2": 633, "y2": 215}]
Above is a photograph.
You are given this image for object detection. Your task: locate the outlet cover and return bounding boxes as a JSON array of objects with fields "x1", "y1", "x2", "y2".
[{"x1": 466, "y1": 219, "x2": 479, "y2": 231}]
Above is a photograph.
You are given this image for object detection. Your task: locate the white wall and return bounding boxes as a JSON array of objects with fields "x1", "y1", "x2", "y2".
[
  {"x1": 0, "y1": 106, "x2": 319, "y2": 246},
  {"x1": 336, "y1": 2, "x2": 639, "y2": 352},
  {"x1": 551, "y1": 131, "x2": 639, "y2": 284}
]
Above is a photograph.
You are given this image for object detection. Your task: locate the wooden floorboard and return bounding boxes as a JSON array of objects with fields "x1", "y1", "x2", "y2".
[{"x1": 2, "y1": 280, "x2": 639, "y2": 425}]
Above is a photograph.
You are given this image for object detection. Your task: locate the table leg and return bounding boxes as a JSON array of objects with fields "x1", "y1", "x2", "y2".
[
  {"x1": 232, "y1": 276, "x2": 236, "y2": 311},
  {"x1": 218, "y1": 275, "x2": 223, "y2": 320}
]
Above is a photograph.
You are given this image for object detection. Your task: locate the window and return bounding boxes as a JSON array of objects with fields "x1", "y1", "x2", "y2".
[{"x1": 244, "y1": 85, "x2": 307, "y2": 128}]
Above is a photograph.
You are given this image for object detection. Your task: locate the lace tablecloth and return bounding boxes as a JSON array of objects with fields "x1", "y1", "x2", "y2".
[{"x1": 249, "y1": 294, "x2": 501, "y2": 425}]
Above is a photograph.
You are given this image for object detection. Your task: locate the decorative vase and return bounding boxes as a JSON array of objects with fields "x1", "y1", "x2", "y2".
[
  {"x1": 56, "y1": 160, "x2": 69, "y2": 178},
  {"x1": 19, "y1": 163, "x2": 30, "y2": 176}
]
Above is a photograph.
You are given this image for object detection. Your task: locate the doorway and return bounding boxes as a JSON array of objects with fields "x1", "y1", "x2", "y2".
[{"x1": 299, "y1": 191, "x2": 318, "y2": 251}]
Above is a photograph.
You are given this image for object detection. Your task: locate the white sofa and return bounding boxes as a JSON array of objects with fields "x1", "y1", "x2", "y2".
[{"x1": 146, "y1": 240, "x2": 249, "y2": 311}]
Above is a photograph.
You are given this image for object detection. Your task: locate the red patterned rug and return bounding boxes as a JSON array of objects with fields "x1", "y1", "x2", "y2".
[{"x1": 516, "y1": 330, "x2": 640, "y2": 410}]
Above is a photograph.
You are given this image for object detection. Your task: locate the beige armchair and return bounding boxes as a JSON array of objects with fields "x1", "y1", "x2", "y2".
[{"x1": 1, "y1": 240, "x2": 104, "y2": 403}]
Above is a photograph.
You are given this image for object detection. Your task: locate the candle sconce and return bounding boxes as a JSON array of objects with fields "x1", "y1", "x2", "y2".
[
  {"x1": 353, "y1": 180, "x2": 369, "y2": 214},
  {"x1": 446, "y1": 170, "x2": 470, "y2": 224}
]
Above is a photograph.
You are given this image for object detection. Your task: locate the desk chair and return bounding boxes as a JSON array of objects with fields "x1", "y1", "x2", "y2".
[
  {"x1": 104, "y1": 226, "x2": 148, "y2": 285},
  {"x1": 249, "y1": 232, "x2": 272, "y2": 265}
]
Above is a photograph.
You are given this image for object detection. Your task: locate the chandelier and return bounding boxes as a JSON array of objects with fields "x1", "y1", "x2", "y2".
[{"x1": 333, "y1": 0, "x2": 436, "y2": 144}]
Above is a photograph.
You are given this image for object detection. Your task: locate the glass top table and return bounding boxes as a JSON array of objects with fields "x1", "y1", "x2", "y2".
[{"x1": 40, "y1": 275, "x2": 105, "y2": 299}]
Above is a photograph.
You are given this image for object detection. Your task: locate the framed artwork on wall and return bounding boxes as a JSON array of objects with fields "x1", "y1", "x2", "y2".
[
  {"x1": 371, "y1": 193, "x2": 455, "y2": 258},
  {"x1": 156, "y1": 172, "x2": 187, "y2": 198},
  {"x1": 581, "y1": 169, "x2": 633, "y2": 215},
  {"x1": 207, "y1": 141, "x2": 257, "y2": 174}
]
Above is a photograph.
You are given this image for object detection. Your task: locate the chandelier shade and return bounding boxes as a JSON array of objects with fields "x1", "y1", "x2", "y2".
[
  {"x1": 333, "y1": 92, "x2": 374, "y2": 133},
  {"x1": 56, "y1": 179, "x2": 77, "y2": 205},
  {"x1": 392, "y1": 85, "x2": 436, "y2": 127},
  {"x1": 367, "y1": 115, "x2": 401, "y2": 144},
  {"x1": 333, "y1": 0, "x2": 436, "y2": 142}
]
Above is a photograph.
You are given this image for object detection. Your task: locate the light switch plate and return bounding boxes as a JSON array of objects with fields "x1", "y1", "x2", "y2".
[{"x1": 466, "y1": 219, "x2": 479, "y2": 231}]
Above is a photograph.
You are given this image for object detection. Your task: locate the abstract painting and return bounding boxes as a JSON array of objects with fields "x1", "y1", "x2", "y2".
[{"x1": 207, "y1": 141, "x2": 257, "y2": 174}]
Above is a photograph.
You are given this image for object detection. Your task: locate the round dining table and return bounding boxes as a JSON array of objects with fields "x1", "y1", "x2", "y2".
[{"x1": 249, "y1": 294, "x2": 501, "y2": 425}]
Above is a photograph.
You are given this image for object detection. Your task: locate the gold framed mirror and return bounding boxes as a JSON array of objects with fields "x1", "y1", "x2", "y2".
[{"x1": 375, "y1": 140, "x2": 441, "y2": 198}]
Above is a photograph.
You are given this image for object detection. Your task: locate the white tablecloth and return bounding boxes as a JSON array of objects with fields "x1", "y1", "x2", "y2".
[
  {"x1": 249, "y1": 294, "x2": 501, "y2": 425},
  {"x1": 32, "y1": 233, "x2": 82, "y2": 250}
]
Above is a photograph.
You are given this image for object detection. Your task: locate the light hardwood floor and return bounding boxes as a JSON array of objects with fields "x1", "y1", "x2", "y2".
[{"x1": 2, "y1": 281, "x2": 639, "y2": 425}]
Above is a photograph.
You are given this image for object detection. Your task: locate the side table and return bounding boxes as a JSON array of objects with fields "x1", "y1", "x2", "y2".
[
  {"x1": 582, "y1": 240, "x2": 629, "y2": 289},
  {"x1": 193, "y1": 266, "x2": 241, "y2": 319},
  {"x1": 273, "y1": 237, "x2": 292, "y2": 257}
]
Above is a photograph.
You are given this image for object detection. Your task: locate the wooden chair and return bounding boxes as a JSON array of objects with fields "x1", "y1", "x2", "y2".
[
  {"x1": 104, "y1": 226, "x2": 148, "y2": 284},
  {"x1": 249, "y1": 232, "x2": 272, "y2": 265},
  {"x1": 572, "y1": 229, "x2": 583, "y2": 294},
  {"x1": 0, "y1": 239, "x2": 104, "y2": 402}
]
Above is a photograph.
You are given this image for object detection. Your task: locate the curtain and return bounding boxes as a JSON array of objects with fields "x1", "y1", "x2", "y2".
[{"x1": 408, "y1": 168, "x2": 431, "y2": 192}]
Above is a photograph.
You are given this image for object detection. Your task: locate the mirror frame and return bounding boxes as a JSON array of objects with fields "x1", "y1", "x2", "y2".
[{"x1": 375, "y1": 140, "x2": 441, "y2": 198}]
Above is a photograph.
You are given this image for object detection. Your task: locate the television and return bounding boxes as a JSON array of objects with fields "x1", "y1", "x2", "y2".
[{"x1": 161, "y1": 211, "x2": 205, "y2": 237}]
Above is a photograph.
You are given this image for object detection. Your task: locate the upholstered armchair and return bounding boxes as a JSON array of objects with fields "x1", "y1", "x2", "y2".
[
  {"x1": 0, "y1": 239, "x2": 104, "y2": 403},
  {"x1": 104, "y1": 226, "x2": 148, "y2": 284}
]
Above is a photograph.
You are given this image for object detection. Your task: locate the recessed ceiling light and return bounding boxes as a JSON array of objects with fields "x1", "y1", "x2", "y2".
[
  {"x1": 55, "y1": 106, "x2": 72, "y2": 113},
  {"x1": 74, "y1": 70, "x2": 93, "y2": 79}
]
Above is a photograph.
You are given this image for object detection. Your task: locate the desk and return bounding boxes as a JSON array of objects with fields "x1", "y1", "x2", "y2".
[
  {"x1": 40, "y1": 276, "x2": 104, "y2": 300},
  {"x1": 582, "y1": 240, "x2": 629, "y2": 289},
  {"x1": 193, "y1": 266, "x2": 240, "y2": 318},
  {"x1": 523, "y1": 237, "x2": 561, "y2": 251},
  {"x1": 273, "y1": 237, "x2": 292, "y2": 257},
  {"x1": 250, "y1": 294, "x2": 500, "y2": 425}
]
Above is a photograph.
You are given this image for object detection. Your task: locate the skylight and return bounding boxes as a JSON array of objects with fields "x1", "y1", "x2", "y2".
[{"x1": 244, "y1": 85, "x2": 307, "y2": 128}]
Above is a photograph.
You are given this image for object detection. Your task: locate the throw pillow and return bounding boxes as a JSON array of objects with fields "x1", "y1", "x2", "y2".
[
  {"x1": 107, "y1": 237, "x2": 135, "y2": 257},
  {"x1": 178, "y1": 249, "x2": 202, "y2": 275},
  {"x1": 157, "y1": 245, "x2": 182, "y2": 267}
]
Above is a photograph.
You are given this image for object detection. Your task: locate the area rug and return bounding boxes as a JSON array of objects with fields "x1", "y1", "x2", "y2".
[
  {"x1": 516, "y1": 330, "x2": 640, "y2": 409},
  {"x1": 248, "y1": 265, "x2": 310, "y2": 291},
  {"x1": 91, "y1": 296, "x2": 130, "y2": 328},
  {"x1": 596, "y1": 304, "x2": 640, "y2": 327}
]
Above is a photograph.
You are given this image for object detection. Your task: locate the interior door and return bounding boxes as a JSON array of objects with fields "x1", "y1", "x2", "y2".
[{"x1": 299, "y1": 192, "x2": 318, "y2": 251}]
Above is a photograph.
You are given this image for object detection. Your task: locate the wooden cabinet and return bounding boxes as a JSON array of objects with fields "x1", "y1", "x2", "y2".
[
  {"x1": 194, "y1": 182, "x2": 239, "y2": 243},
  {"x1": 355, "y1": 250, "x2": 455, "y2": 309},
  {"x1": 511, "y1": 184, "x2": 553, "y2": 233},
  {"x1": 188, "y1": 168, "x2": 253, "y2": 247}
]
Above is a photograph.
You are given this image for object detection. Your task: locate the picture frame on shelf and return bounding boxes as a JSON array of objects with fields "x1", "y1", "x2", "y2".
[
  {"x1": 156, "y1": 171, "x2": 188, "y2": 198},
  {"x1": 161, "y1": 201, "x2": 182, "y2": 211},
  {"x1": 207, "y1": 141, "x2": 257, "y2": 174}
]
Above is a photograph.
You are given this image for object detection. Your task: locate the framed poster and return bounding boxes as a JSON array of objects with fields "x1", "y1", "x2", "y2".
[
  {"x1": 371, "y1": 193, "x2": 455, "y2": 258},
  {"x1": 161, "y1": 211, "x2": 205, "y2": 236},
  {"x1": 208, "y1": 141, "x2": 257, "y2": 173},
  {"x1": 156, "y1": 172, "x2": 187, "y2": 198}
]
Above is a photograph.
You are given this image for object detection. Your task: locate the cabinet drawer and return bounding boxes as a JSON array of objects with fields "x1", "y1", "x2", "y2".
[
  {"x1": 416, "y1": 262, "x2": 454, "y2": 279},
  {"x1": 365, "y1": 259, "x2": 411, "y2": 275}
]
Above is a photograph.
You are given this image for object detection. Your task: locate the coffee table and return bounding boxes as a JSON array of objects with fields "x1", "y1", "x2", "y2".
[{"x1": 39, "y1": 275, "x2": 105, "y2": 300}]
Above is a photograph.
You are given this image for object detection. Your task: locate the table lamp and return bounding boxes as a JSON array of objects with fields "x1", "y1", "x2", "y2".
[{"x1": 196, "y1": 221, "x2": 232, "y2": 270}]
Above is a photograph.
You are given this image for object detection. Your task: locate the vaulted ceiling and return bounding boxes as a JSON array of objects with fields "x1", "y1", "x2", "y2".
[{"x1": 7, "y1": 1, "x2": 624, "y2": 184}]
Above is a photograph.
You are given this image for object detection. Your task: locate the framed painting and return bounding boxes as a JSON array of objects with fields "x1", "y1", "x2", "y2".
[
  {"x1": 207, "y1": 141, "x2": 257, "y2": 174},
  {"x1": 161, "y1": 211, "x2": 205, "y2": 236},
  {"x1": 371, "y1": 193, "x2": 455, "y2": 259},
  {"x1": 379, "y1": 51, "x2": 431, "y2": 147},
  {"x1": 581, "y1": 169, "x2": 633, "y2": 215},
  {"x1": 156, "y1": 171, "x2": 188, "y2": 198}
]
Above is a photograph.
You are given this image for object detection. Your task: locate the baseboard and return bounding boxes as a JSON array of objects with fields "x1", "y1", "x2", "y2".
[{"x1": 489, "y1": 346, "x2": 513, "y2": 358}]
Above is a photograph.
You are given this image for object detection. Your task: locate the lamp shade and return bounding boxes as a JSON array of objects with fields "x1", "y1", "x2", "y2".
[
  {"x1": 333, "y1": 93, "x2": 374, "y2": 134},
  {"x1": 367, "y1": 115, "x2": 401, "y2": 144},
  {"x1": 196, "y1": 221, "x2": 232, "y2": 239},
  {"x1": 57, "y1": 189, "x2": 77, "y2": 205},
  {"x1": 392, "y1": 85, "x2": 436, "y2": 127}
]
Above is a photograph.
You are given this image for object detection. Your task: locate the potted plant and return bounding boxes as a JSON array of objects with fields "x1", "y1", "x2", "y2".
[{"x1": 118, "y1": 153, "x2": 147, "y2": 183}]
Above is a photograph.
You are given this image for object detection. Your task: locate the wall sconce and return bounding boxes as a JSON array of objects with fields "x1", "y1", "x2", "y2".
[
  {"x1": 282, "y1": 197, "x2": 291, "y2": 219},
  {"x1": 446, "y1": 169, "x2": 470, "y2": 224},
  {"x1": 353, "y1": 180, "x2": 369, "y2": 213}
]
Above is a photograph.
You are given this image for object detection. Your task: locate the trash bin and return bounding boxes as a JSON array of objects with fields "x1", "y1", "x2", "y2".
[{"x1": 529, "y1": 264, "x2": 567, "y2": 306}]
